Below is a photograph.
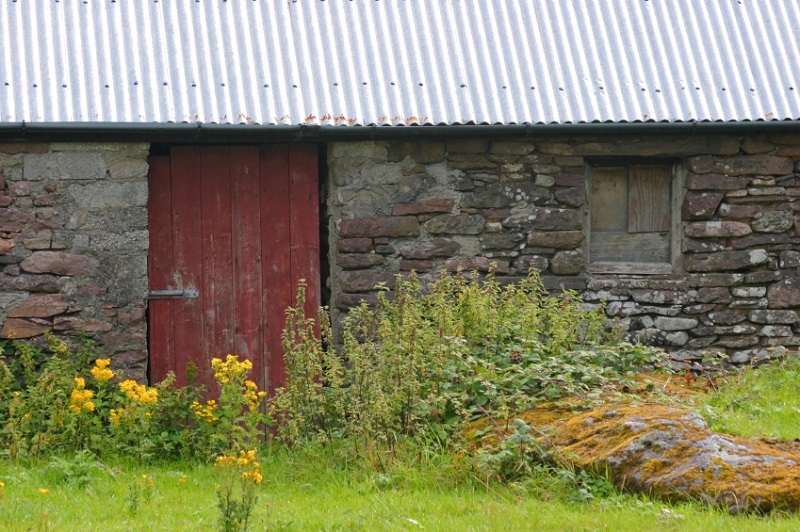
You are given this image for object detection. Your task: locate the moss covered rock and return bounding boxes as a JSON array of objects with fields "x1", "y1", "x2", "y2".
[{"x1": 548, "y1": 403, "x2": 800, "y2": 513}]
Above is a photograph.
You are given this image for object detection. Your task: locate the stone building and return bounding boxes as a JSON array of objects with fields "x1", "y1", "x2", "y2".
[{"x1": 1, "y1": 2, "x2": 799, "y2": 388}]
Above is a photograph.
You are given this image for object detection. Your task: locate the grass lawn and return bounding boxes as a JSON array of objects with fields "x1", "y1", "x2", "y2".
[{"x1": 1, "y1": 449, "x2": 799, "y2": 531}]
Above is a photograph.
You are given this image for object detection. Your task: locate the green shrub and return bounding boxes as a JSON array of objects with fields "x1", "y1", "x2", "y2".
[{"x1": 271, "y1": 270, "x2": 664, "y2": 461}]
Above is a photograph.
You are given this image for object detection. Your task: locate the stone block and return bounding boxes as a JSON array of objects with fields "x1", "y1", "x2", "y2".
[
  {"x1": 480, "y1": 233, "x2": 524, "y2": 250},
  {"x1": 338, "y1": 271, "x2": 396, "y2": 292},
  {"x1": 731, "y1": 286, "x2": 767, "y2": 298},
  {"x1": 446, "y1": 139, "x2": 488, "y2": 153},
  {"x1": 728, "y1": 298, "x2": 768, "y2": 309},
  {"x1": 339, "y1": 216, "x2": 420, "y2": 238},
  {"x1": 654, "y1": 317, "x2": 699, "y2": 331},
  {"x1": 527, "y1": 230, "x2": 584, "y2": 249},
  {"x1": 759, "y1": 325, "x2": 792, "y2": 337},
  {"x1": 741, "y1": 138, "x2": 775, "y2": 154},
  {"x1": 24, "y1": 152, "x2": 108, "y2": 180},
  {"x1": 461, "y1": 182, "x2": 548, "y2": 209},
  {"x1": 706, "y1": 310, "x2": 747, "y2": 325},
  {"x1": 718, "y1": 203, "x2": 761, "y2": 219},
  {"x1": 681, "y1": 191, "x2": 723, "y2": 220},
  {"x1": 554, "y1": 187, "x2": 584, "y2": 207},
  {"x1": 0, "y1": 318, "x2": 51, "y2": 338},
  {"x1": 400, "y1": 260, "x2": 435, "y2": 271},
  {"x1": 9, "y1": 181, "x2": 31, "y2": 196},
  {"x1": 387, "y1": 141, "x2": 446, "y2": 163},
  {"x1": 489, "y1": 141, "x2": 535, "y2": 155},
  {"x1": 779, "y1": 250, "x2": 800, "y2": 268},
  {"x1": 686, "y1": 173, "x2": 749, "y2": 190},
  {"x1": 6, "y1": 294, "x2": 68, "y2": 318},
  {"x1": 0, "y1": 143, "x2": 49, "y2": 154},
  {"x1": 696, "y1": 287, "x2": 732, "y2": 303},
  {"x1": 716, "y1": 336, "x2": 759, "y2": 348},
  {"x1": 53, "y1": 317, "x2": 113, "y2": 333},
  {"x1": 554, "y1": 173, "x2": 584, "y2": 187},
  {"x1": 68, "y1": 181, "x2": 148, "y2": 208},
  {"x1": 444, "y1": 257, "x2": 509, "y2": 273},
  {"x1": 550, "y1": 250, "x2": 583, "y2": 275},
  {"x1": 336, "y1": 238, "x2": 373, "y2": 253},
  {"x1": 751, "y1": 211, "x2": 794, "y2": 233},
  {"x1": 424, "y1": 214, "x2": 485, "y2": 235},
  {"x1": 512, "y1": 255, "x2": 548, "y2": 273},
  {"x1": 630, "y1": 290, "x2": 696, "y2": 305},
  {"x1": 502, "y1": 208, "x2": 581, "y2": 231},
  {"x1": 336, "y1": 253, "x2": 385, "y2": 269},
  {"x1": 685, "y1": 221, "x2": 751, "y2": 238},
  {"x1": 391, "y1": 198, "x2": 454, "y2": 215},
  {"x1": 731, "y1": 233, "x2": 789, "y2": 250},
  {"x1": 0, "y1": 273, "x2": 61, "y2": 292},
  {"x1": 398, "y1": 238, "x2": 461, "y2": 259},
  {"x1": 767, "y1": 277, "x2": 800, "y2": 309},
  {"x1": 745, "y1": 271, "x2": 783, "y2": 284},
  {"x1": 535, "y1": 174, "x2": 556, "y2": 187},
  {"x1": 0, "y1": 238, "x2": 14, "y2": 254},
  {"x1": 20, "y1": 251, "x2": 97, "y2": 276},
  {"x1": 719, "y1": 155, "x2": 793, "y2": 176},
  {"x1": 685, "y1": 250, "x2": 768, "y2": 272}
]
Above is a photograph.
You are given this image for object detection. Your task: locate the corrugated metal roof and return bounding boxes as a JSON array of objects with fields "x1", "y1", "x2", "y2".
[{"x1": 1, "y1": 0, "x2": 799, "y2": 127}]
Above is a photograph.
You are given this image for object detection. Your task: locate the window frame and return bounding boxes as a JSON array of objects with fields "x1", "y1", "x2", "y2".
[{"x1": 584, "y1": 157, "x2": 685, "y2": 275}]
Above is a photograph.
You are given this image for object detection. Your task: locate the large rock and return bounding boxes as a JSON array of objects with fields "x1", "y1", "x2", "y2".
[
  {"x1": 719, "y1": 155, "x2": 793, "y2": 176},
  {"x1": 540, "y1": 404, "x2": 800, "y2": 513}
]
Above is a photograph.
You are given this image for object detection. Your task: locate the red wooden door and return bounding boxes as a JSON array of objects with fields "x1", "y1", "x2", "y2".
[{"x1": 147, "y1": 145, "x2": 319, "y2": 394}]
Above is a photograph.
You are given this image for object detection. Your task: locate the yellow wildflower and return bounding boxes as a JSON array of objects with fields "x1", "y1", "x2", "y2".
[
  {"x1": 90, "y1": 358, "x2": 114, "y2": 382},
  {"x1": 69, "y1": 384, "x2": 94, "y2": 414},
  {"x1": 119, "y1": 380, "x2": 158, "y2": 404},
  {"x1": 178, "y1": 475, "x2": 187, "y2": 485},
  {"x1": 110, "y1": 408, "x2": 123, "y2": 427},
  {"x1": 212, "y1": 354, "x2": 253, "y2": 385},
  {"x1": 190, "y1": 400, "x2": 219, "y2": 423},
  {"x1": 39, "y1": 488, "x2": 50, "y2": 495}
]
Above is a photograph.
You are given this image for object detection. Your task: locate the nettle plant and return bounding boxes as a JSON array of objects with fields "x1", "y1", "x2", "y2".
[
  {"x1": 272, "y1": 271, "x2": 664, "y2": 461},
  {"x1": 0, "y1": 333, "x2": 270, "y2": 460}
]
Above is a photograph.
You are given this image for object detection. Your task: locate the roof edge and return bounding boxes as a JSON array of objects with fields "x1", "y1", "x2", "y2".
[{"x1": 0, "y1": 120, "x2": 798, "y2": 143}]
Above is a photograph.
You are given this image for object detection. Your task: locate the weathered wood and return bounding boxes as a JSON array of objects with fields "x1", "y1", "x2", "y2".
[
  {"x1": 231, "y1": 146, "x2": 265, "y2": 391},
  {"x1": 146, "y1": 156, "x2": 174, "y2": 384},
  {"x1": 590, "y1": 167, "x2": 627, "y2": 231},
  {"x1": 590, "y1": 232, "x2": 670, "y2": 263},
  {"x1": 200, "y1": 148, "x2": 234, "y2": 387},
  {"x1": 169, "y1": 148, "x2": 206, "y2": 388},
  {"x1": 260, "y1": 145, "x2": 292, "y2": 393},
  {"x1": 148, "y1": 145, "x2": 319, "y2": 393},
  {"x1": 628, "y1": 165, "x2": 671, "y2": 232}
]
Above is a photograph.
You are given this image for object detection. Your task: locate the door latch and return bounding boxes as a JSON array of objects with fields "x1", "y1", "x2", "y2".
[{"x1": 148, "y1": 289, "x2": 199, "y2": 300}]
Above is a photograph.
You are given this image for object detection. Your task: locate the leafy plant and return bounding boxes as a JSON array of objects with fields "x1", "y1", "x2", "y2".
[{"x1": 271, "y1": 270, "x2": 665, "y2": 464}]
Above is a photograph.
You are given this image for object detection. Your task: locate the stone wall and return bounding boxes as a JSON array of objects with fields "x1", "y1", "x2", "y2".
[
  {"x1": 0, "y1": 142, "x2": 150, "y2": 381},
  {"x1": 328, "y1": 134, "x2": 800, "y2": 365}
]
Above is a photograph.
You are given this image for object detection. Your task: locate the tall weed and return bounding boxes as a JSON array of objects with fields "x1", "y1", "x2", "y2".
[{"x1": 271, "y1": 270, "x2": 664, "y2": 461}]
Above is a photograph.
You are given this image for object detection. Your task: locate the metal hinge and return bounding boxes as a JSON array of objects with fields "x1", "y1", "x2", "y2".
[{"x1": 148, "y1": 289, "x2": 199, "y2": 300}]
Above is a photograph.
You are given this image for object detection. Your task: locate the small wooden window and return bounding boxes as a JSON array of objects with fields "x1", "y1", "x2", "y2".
[{"x1": 589, "y1": 164, "x2": 675, "y2": 274}]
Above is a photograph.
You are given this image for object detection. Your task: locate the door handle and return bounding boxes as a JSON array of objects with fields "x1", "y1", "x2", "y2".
[{"x1": 148, "y1": 289, "x2": 199, "y2": 300}]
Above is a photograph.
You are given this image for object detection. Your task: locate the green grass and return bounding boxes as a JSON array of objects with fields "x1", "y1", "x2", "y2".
[
  {"x1": 696, "y1": 354, "x2": 800, "y2": 440},
  {"x1": 1, "y1": 449, "x2": 799, "y2": 531}
]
